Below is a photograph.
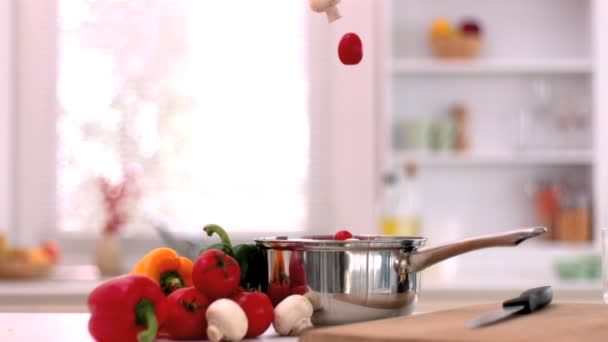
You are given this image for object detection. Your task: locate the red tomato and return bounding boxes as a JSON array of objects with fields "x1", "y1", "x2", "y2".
[
  {"x1": 165, "y1": 287, "x2": 209, "y2": 340},
  {"x1": 231, "y1": 286, "x2": 245, "y2": 297},
  {"x1": 193, "y1": 249, "x2": 241, "y2": 300},
  {"x1": 232, "y1": 291, "x2": 274, "y2": 338},
  {"x1": 338, "y1": 33, "x2": 363, "y2": 65},
  {"x1": 267, "y1": 279, "x2": 290, "y2": 307},
  {"x1": 334, "y1": 230, "x2": 353, "y2": 240}
]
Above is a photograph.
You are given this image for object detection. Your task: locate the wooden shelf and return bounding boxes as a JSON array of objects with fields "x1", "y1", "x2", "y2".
[
  {"x1": 394, "y1": 150, "x2": 593, "y2": 167},
  {"x1": 389, "y1": 58, "x2": 593, "y2": 75}
]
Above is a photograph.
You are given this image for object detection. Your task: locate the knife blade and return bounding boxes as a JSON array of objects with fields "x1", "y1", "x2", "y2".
[{"x1": 467, "y1": 286, "x2": 553, "y2": 329}]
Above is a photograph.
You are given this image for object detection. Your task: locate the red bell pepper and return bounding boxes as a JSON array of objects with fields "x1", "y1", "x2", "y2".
[
  {"x1": 88, "y1": 275, "x2": 169, "y2": 342},
  {"x1": 289, "y1": 251, "x2": 306, "y2": 288},
  {"x1": 267, "y1": 278, "x2": 290, "y2": 307},
  {"x1": 268, "y1": 250, "x2": 290, "y2": 306}
]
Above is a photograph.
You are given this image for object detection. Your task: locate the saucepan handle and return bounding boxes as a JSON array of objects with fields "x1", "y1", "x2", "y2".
[{"x1": 395, "y1": 227, "x2": 547, "y2": 274}]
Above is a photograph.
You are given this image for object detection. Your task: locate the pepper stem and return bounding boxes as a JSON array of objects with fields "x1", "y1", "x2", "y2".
[
  {"x1": 160, "y1": 271, "x2": 184, "y2": 295},
  {"x1": 204, "y1": 224, "x2": 233, "y2": 248},
  {"x1": 135, "y1": 299, "x2": 158, "y2": 342},
  {"x1": 203, "y1": 254, "x2": 237, "y2": 278}
]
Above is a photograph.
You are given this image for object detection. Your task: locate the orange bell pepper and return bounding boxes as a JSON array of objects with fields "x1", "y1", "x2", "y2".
[{"x1": 131, "y1": 248, "x2": 193, "y2": 295}]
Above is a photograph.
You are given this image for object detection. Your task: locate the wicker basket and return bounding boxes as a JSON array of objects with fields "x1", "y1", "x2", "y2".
[
  {"x1": 0, "y1": 260, "x2": 54, "y2": 279},
  {"x1": 431, "y1": 35, "x2": 482, "y2": 59}
]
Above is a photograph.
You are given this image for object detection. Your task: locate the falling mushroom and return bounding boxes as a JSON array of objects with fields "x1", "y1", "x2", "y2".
[
  {"x1": 206, "y1": 299, "x2": 248, "y2": 342},
  {"x1": 309, "y1": 0, "x2": 342, "y2": 23},
  {"x1": 273, "y1": 295, "x2": 314, "y2": 336}
]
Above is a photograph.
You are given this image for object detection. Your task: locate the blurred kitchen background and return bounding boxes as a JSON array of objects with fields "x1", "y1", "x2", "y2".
[{"x1": 1, "y1": 0, "x2": 607, "y2": 311}]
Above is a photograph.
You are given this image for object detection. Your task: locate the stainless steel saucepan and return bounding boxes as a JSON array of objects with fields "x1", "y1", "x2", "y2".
[{"x1": 255, "y1": 227, "x2": 546, "y2": 325}]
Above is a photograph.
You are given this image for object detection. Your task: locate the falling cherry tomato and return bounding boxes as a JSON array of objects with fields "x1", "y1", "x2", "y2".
[
  {"x1": 338, "y1": 33, "x2": 363, "y2": 65},
  {"x1": 334, "y1": 230, "x2": 353, "y2": 240}
]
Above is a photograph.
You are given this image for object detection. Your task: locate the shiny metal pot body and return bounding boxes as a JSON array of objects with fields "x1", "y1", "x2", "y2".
[{"x1": 255, "y1": 227, "x2": 546, "y2": 326}]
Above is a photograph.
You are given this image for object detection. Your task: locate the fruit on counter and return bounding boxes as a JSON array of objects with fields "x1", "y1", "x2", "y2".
[
  {"x1": 309, "y1": 0, "x2": 341, "y2": 23},
  {"x1": 40, "y1": 240, "x2": 61, "y2": 263},
  {"x1": 333, "y1": 230, "x2": 353, "y2": 240},
  {"x1": 273, "y1": 294, "x2": 314, "y2": 336},
  {"x1": 0, "y1": 233, "x2": 6, "y2": 258},
  {"x1": 87, "y1": 275, "x2": 169, "y2": 342},
  {"x1": 232, "y1": 291, "x2": 274, "y2": 338},
  {"x1": 165, "y1": 287, "x2": 209, "y2": 340},
  {"x1": 131, "y1": 248, "x2": 194, "y2": 295},
  {"x1": 460, "y1": 19, "x2": 482, "y2": 36},
  {"x1": 206, "y1": 298, "x2": 248, "y2": 342},
  {"x1": 5, "y1": 247, "x2": 30, "y2": 262},
  {"x1": 28, "y1": 247, "x2": 52, "y2": 265},
  {"x1": 338, "y1": 33, "x2": 363, "y2": 65},
  {"x1": 0, "y1": 234, "x2": 61, "y2": 266},
  {"x1": 202, "y1": 224, "x2": 266, "y2": 291},
  {"x1": 430, "y1": 18, "x2": 453, "y2": 39},
  {"x1": 193, "y1": 249, "x2": 241, "y2": 300}
]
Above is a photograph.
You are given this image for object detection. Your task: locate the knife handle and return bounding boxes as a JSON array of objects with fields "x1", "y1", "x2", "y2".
[{"x1": 502, "y1": 286, "x2": 553, "y2": 313}]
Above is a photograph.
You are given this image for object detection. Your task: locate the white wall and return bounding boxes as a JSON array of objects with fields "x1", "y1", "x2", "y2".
[
  {"x1": 592, "y1": 0, "x2": 608, "y2": 237},
  {"x1": 13, "y1": 0, "x2": 57, "y2": 245},
  {"x1": 0, "y1": 0, "x2": 13, "y2": 237},
  {"x1": 327, "y1": 0, "x2": 377, "y2": 234}
]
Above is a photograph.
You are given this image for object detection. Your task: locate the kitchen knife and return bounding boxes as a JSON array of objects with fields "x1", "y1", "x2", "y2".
[{"x1": 467, "y1": 286, "x2": 553, "y2": 329}]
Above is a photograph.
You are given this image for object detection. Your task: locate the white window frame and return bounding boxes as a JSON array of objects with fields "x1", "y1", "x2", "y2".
[
  {"x1": 8, "y1": 0, "x2": 378, "y2": 262},
  {"x1": 0, "y1": 0, "x2": 14, "y2": 240}
]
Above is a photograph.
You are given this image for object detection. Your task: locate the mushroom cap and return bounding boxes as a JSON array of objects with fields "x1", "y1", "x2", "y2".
[
  {"x1": 273, "y1": 295, "x2": 314, "y2": 335},
  {"x1": 206, "y1": 299, "x2": 248, "y2": 342},
  {"x1": 309, "y1": 0, "x2": 341, "y2": 12}
]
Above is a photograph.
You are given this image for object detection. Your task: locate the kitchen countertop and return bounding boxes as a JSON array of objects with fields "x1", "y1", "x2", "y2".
[
  {"x1": 0, "y1": 313, "x2": 296, "y2": 342},
  {"x1": 0, "y1": 265, "x2": 602, "y2": 313}
]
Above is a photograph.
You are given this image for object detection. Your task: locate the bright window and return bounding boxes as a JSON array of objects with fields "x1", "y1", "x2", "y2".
[{"x1": 57, "y1": 1, "x2": 309, "y2": 234}]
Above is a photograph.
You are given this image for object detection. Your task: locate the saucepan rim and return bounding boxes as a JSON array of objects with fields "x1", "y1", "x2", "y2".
[{"x1": 255, "y1": 234, "x2": 427, "y2": 251}]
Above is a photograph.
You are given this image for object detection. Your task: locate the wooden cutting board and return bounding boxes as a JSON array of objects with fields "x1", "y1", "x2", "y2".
[{"x1": 300, "y1": 303, "x2": 608, "y2": 342}]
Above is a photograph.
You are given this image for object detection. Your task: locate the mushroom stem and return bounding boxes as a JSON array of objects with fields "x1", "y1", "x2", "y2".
[
  {"x1": 325, "y1": 5, "x2": 341, "y2": 22},
  {"x1": 292, "y1": 318, "x2": 313, "y2": 335},
  {"x1": 207, "y1": 325, "x2": 223, "y2": 342}
]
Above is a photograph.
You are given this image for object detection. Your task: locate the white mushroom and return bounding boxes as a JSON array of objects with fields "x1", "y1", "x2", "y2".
[
  {"x1": 303, "y1": 287, "x2": 322, "y2": 311},
  {"x1": 345, "y1": 238, "x2": 360, "y2": 241},
  {"x1": 206, "y1": 299, "x2": 248, "y2": 342},
  {"x1": 273, "y1": 295, "x2": 314, "y2": 336},
  {"x1": 309, "y1": 0, "x2": 342, "y2": 23}
]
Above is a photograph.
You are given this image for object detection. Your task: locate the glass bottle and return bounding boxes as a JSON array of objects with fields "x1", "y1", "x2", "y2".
[
  {"x1": 379, "y1": 164, "x2": 423, "y2": 236},
  {"x1": 379, "y1": 171, "x2": 400, "y2": 235},
  {"x1": 397, "y1": 163, "x2": 423, "y2": 236}
]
